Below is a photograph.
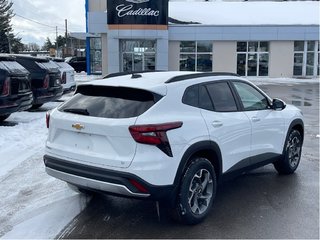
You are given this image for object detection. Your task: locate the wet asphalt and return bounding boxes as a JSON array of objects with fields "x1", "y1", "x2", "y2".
[{"x1": 57, "y1": 83, "x2": 319, "y2": 239}]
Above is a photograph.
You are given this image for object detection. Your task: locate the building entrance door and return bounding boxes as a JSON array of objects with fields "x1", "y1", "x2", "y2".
[{"x1": 121, "y1": 40, "x2": 156, "y2": 72}]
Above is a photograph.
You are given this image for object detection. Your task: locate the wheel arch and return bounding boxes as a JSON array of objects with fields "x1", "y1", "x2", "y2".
[
  {"x1": 173, "y1": 140, "x2": 223, "y2": 187},
  {"x1": 283, "y1": 118, "x2": 304, "y2": 154}
]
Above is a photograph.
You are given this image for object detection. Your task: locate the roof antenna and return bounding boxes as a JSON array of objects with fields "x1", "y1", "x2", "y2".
[{"x1": 131, "y1": 73, "x2": 142, "y2": 79}]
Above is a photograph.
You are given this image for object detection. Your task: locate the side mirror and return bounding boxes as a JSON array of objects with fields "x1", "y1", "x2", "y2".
[{"x1": 272, "y1": 98, "x2": 286, "y2": 110}]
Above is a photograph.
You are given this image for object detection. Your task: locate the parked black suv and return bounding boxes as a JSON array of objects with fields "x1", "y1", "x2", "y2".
[
  {"x1": 13, "y1": 55, "x2": 63, "y2": 108},
  {"x1": 65, "y1": 56, "x2": 86, "y2": 73},
  {"x1": 0, "y1": 55, "x2": 33, "y2": 121}
]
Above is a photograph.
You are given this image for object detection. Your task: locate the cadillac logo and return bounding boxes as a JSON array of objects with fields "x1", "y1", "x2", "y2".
[
  {"x1": 126, "y1": 0, "x2": 150, "y2": 3},
  {"x1": 72, "y1": 123, "x2": 85, "y2": 131}
]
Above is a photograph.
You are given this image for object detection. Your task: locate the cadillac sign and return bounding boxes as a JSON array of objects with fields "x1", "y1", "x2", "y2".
[{"x1": 107, "y1": 0, "x2": 168, "y2": 26}]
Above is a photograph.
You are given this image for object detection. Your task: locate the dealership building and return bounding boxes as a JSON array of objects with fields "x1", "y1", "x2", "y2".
[{"x1": 85, "y1": 0, "x2": 319, "y2": 78}]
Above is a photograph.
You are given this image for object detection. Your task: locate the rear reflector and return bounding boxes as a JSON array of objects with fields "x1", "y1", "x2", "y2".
[
  {"x1": 129, "y1": 122, "x2": 183, "y2": 157},
  {"x1": 129, "y1": 179, "x2": 149, "y2": 194}
]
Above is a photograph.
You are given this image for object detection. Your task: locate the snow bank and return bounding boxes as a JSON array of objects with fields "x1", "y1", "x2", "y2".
[{"x1": 169, "y1": 1, "x2": 320, "y2": 25}]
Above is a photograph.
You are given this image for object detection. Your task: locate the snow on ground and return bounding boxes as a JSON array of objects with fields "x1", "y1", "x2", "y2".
[
  {"x1": 0, "y1": 74, "x2": 97, "y2": 239},
  {"x1": 0, "y1": 73, "x2": 318, "y2": 239}
]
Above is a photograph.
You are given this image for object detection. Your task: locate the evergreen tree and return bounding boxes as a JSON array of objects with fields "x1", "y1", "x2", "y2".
[
  {"x1": 43, "y1": 37, "x2": 54, "y2": 51},
  {"x1": 0, "y1": 0, "x2": 13, "y2": 53},
  {"x1": 0, "y1": 0, "x2": 23, "y2": 53}
]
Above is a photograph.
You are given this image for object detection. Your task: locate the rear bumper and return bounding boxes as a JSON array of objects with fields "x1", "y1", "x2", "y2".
[
  {"x1": 33, "y1": 86, "x2": 63, "y2": 104},
  {"x1": 0, "y1": 91, "x2": 33, "y2": 115},
  {"x1": 43, "y1": 155, "x2": 176, "y2": 202}
]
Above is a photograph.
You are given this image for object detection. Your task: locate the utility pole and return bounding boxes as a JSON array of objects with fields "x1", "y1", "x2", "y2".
[
  {"x1": 65, "y1": 19, "x2": 68, "y2": 56},
  {"x1": 56, "y1": 26, "x2": 58, "y2": 57}
]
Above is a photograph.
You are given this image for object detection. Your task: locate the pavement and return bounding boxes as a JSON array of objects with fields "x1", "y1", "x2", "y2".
[{"x1": 57, "y1": 83, "x2": 319, "y2": 239}]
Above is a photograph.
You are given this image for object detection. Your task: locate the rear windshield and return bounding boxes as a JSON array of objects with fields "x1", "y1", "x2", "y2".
[
  {"x1": 37, "y1": 61, "x2": 59, "y2": 71},
  {"x1": 54, "y1": 62, "x2": 74, "y2": 70},
  {"x1": 59, "y1": 85, "x2": 161, "y2": 118},
  {"x1": 0, "y1": 61, "x2": 29, "y2": 75}
]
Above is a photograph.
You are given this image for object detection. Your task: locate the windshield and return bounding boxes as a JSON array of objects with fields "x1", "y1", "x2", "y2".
[{"x1": 0, "y1": 61, "x2": 29, "y2": 75}]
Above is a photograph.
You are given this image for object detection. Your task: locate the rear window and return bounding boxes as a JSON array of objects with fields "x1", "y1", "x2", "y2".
[
  {"x1": 0, "y1": 61, "x2": 28, "y2": 74},
  {"x1": 54, "y1": 62, "x2": 73, "y2": 70},
  {"x1": 37, "y1": 61, "x2": 59, "y2": 71},
  {"x1": 59, "y1": 85, "x2": 162, "y2": 118}
]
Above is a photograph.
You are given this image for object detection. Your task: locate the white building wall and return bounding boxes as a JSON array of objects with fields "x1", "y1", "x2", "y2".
[
  {"x1": 213, "y1": 41, "x2": 237, "y2": 73},
  {"x1": 168, "y1": 41, "x2": 180, "y2": 71},
  {"x1": 101, "y1": 33, "x2": 108, "y2": 76},
  {"x1": 89, "y1": 0, "x2": 107, "y2": 11},
  {"x1": 269, "y1": 41, "x2": 294, "y2": 77}
]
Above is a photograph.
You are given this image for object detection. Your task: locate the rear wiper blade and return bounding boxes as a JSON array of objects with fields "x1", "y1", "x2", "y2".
[{"x1": 63, "y1": 108, "x2": 89, "y2": 116}]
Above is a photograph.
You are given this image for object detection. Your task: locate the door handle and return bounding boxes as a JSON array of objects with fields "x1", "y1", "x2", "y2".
[
  {"x1": 251, "y1": 116, "x2": 261, "y2": 122},
  {"x1": 212, "y1": 121, "x2": 223, "y2": 127}
]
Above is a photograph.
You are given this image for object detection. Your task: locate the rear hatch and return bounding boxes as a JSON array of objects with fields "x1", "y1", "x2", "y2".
[
  {"x1": 37, "y1": 61, "x2": 61, "y2": 87},
  {"x1": 0, "y1": 60, "x2": 31, "y2": 94},
  {"x1": 47, "y1": 85, "x2": 162, "y2": 168}
]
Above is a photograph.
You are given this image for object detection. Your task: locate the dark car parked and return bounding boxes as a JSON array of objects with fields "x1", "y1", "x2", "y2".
[
  {"x1": 13, "y1": 55, "x2": 63, "y2": 108},
  {"x1": 0, "y1": 55, "x2": 33, "y2": 122},
  {"x1": 65, "y1": 56, "x2": 86, "y2": 73}
]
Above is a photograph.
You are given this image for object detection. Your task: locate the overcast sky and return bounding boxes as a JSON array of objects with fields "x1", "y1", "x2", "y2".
[{"x1": 11, "y1": 0, "x2": 86, "y2": 46}]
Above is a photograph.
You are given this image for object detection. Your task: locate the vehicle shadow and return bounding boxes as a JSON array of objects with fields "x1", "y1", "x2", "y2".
[{"x1": 57, "y1": 164, "x2": 314, "y2": 239}]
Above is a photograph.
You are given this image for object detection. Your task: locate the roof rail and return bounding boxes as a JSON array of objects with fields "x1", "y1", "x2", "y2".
[
  {"x1": 103, "y1": 70, "x2": 163, "y2": 79},
  {"x1": 165, "y1": 72, "x2": 240, "y2": 84}
]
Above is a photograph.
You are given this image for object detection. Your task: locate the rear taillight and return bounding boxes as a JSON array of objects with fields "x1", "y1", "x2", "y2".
[
  {"x1": 1, "y1": 77, "x2": 10, "y2": 96},
  {"x1": 46, "y1": 112, "x2": 50, "y2": 128},
  {"x1": 43, "y1": 74, "x2": 49, "y2": 88},
  {"x1": 129, "y1": 122, "x2": 183, "y2": 157},
  {"x1": 61, "y1": 72, "x2": 66, "y2": 84}
]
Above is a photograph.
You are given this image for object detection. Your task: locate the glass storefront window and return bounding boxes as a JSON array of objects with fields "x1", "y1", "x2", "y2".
[
  {"x1": 179, "y1": 41, "x2": 212, "y2": 72},
  {"x1": 237, "y1": 41, "x2": 269, "y2": 76},
  {"x1": 90, "y1": 38, "x2": 102, "y2": 74},
  {"x1": 294, "y1": 53, "x2": 303, "y2": 76},
  {"x1": 180, "y1": 54, "x2": 195, "y2": 71},
  {"x1": 120, "y1": 40, "x2": 156, "y2": 72},
  {"x1": 197, "y1": 41, "x2": 212, "y2": 53},
  {"x1": 294, "y1": 41, "x2": 304, "y2": 51},
  {"x1": 180, "y1": 41, "x2": 196, "y2": 53},
  {"x1": 293, "y1": 41, "x2": 319, "y2": 77}
]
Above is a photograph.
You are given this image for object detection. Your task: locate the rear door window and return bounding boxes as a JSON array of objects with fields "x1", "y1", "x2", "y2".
[
  {"x1": 59, "y1": 85, "x2": 161, "y2": 118},
  {"x1": 206, "y1": 82, "x2": 238, "y2": 112}
]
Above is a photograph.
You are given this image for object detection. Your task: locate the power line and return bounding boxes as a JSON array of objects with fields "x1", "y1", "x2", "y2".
[
  {"x1": 14, "y1": 13, "x2": 84, "y2": 33},
  {"x1": 14, "y1": 13, "x2": 56, "y2": 29}
]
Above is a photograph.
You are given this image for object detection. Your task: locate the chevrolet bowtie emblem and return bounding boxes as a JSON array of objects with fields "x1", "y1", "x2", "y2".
[{"x1": 72, "y1": 123, "x2": 84, "y2": 131}]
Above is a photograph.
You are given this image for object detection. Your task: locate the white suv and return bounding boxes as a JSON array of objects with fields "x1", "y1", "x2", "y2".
[{"x1": 44, "y1": 71, "x2": 304, "y2": 224}]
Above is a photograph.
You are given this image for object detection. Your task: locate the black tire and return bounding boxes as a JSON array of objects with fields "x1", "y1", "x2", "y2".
[
  {"x1": 274, "y1": 129, "x2": 302, "y2": 174},
  {"x1": 175, "y1": 157, "x2": 217, "y2": 225},
  {"x1": 0, "y1": 114, "x2": 10, "y2": 122}
]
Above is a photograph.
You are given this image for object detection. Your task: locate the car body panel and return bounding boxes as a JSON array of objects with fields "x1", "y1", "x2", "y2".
[
  {"x1": 0, "y1": 56, "x2": 33, "y2": 116},
  {"x1": 44, "y1": 71, "x2": 304, "y2": 200}
]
